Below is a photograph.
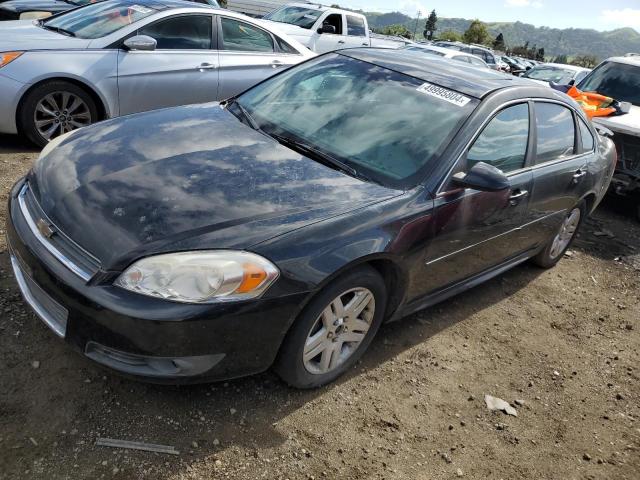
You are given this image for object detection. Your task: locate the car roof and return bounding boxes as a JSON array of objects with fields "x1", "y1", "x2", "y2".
[
  {"x1": 536, "y1": 63, "x2": 589, "y2": 72},
  {"x1": 606, "y1": 55, "x2": 640, "y2": 67},
  {"x1": 340, "y1": 48, "x2": 534, "y2": 99},
  {"x1": 408, "y1": 44, "x2": 471, "y2": 58}
]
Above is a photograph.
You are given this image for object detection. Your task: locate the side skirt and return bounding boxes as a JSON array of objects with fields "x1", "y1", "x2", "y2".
[{"x1": 387, "y1": 249, "x2": 537, "y2": 323}]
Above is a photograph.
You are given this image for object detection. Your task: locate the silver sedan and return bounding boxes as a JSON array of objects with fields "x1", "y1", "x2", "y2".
[{"x1": 0, "y1": 0, "x2": 315, "y2": 146}]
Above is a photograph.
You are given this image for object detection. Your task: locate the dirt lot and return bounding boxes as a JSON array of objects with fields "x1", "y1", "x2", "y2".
[{"x1": 0, "y1": 133, "x2": 638, "y2": 480}]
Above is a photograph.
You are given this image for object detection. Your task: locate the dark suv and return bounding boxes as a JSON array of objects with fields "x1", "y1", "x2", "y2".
[{"x1": 580, "y1": 55, "x2": 640, "y2": 220}]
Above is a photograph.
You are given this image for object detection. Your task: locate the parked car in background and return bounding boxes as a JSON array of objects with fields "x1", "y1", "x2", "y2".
[
  {"x1": 7, "y1": 48, "x2": 615, "y2": 388},
  {"x1": 258, "y1": 3, "x2": 406, "y2": 53},
  {"x1": 521, "y1": 63, "x2": 591, "y2": 86},
  {"x1": 0, "y1": 0, "x2": 314, "y2": 146},
  {"x1": 579, "y1": 55, "x2": 640, "y2": 220},
  {"x1": 402, "y1": 44, "x2": 489, "y2": 69},
  {"x1": 0, "y1": 0, "x2": 218, "y2": 20},
  {"x1": 433, "y1": 40, "x2": 500, "y2": 70},
  {"x1": 502, "y1": 55, "x2": 529, "y2": 74}
]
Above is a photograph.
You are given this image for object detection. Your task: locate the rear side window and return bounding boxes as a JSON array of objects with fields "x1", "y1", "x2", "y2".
[
  {"x1": 467, "y1": 103, "x2": 530, "y2": 173},
  {"x1": 221, "y1": 17, "x2": 274, "y2": 52},
  {"x1": 535, "y1": 103, "x2": 576, "y2": 163},
  {"x1": 346, "y1": 15, "x2": 366, "y2": 36},
  {"x1": 138, "y1": 15, "x2": 212, "y2": 49},
  {"x1": 578, "y1": 118, "x2": 595, "y2": 152},
  {"x1": 275, "y1": 36, "x2": 298, "y2": 54},
  {"x1": 468, "y1": 57, "x2": 486, "y2": 68}
]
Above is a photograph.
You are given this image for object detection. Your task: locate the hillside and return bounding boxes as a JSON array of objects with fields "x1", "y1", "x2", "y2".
[{"x1": 365, "y1": 12, "x2": 640, "y2": 60}]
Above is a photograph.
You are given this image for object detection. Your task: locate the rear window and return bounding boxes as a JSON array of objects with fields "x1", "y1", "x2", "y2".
[
  {"x1": 41, "y1": 0, "x2": 160, "y2": 39},
  {"x1": 579, "y1": 61, "x2": 640, "y2": 106},
  {"x1": 404, "y1": 47, "x2": 446, "y2": 57}
]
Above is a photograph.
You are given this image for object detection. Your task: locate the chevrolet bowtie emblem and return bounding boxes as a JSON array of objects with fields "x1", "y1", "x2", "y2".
[{"x1": 36, "y1": 218, "x2": 54, "y2": 239}]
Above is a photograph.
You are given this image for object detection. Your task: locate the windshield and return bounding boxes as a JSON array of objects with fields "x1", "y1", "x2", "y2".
[
  {"x1": 236, "y1": 54, "x2": 477, "y2": 189},
  {"x1": 524, "y1": 66, "x2": 577, "y2": 84},
  {"x1": 264, "y1": 6, "x2": 323, "y2": 29},
  {"x1": 579, "y1": 61, "x2": 640, "y2": 106},
  {"x1": 41, "y1": 0, "x2": 160, "y2": 39}
]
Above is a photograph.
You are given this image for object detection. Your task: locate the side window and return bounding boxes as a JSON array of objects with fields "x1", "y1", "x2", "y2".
[
  {"x1": 574, "y1": 71, "x2": 588, "y2": 83},
  {"x1": 452, "y1": 55, "x2": 469, "y2": 63},
  {"x1": 220, "y1": 17, "x2": 274, "y2": 52},
  {"x1": 322, "y1": 13, "x2": 343, "y2": 35},
  {"x1": 138, "y1": 15, "x2": 212, "y2": 50},
  {"x1": 469, "y1": 57, "x2": 486, "y2": 68},
  {"x1": 467, "y1": 103, "x2": 530, "y2": 173},
  {"x1": 275, "y1": 36, "x2": 298, "y2": 54},
  {"x1": 535, "y1": 102, "x2": 576, "y2": 163},
  {"x1": 346, "y1": 15, "x2": 366, "y2": 36},
  {"x1": 578, "y1": 117, "x2": 595, "y2": 152}
]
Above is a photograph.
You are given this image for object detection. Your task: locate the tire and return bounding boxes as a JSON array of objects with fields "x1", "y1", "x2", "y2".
[
  {"x1": 532, "y1": 200, "x2": 586, "y2": 269},
  {"x1": 18, "y1": 80, "x2": 98, "y2": 148},
  {"x1": 275, "y1": 266, "x2": 387, "y2": 389}
]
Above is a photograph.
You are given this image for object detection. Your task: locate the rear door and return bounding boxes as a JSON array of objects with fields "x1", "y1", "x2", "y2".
[
  {"x1": 217, "y1": 16, "x2": 294, "y2": 100},
  {"x1": 344, "y1": 15, "x2": 369, "y2": 48},
  {"x1": 527, "y1": 101, "x2": 595, "y2": 244},
  {"x1": 117, "y1": 14, "x2": 219, "y2": 115},
  {"x1": 420, "y1": 102, "x2": 536, "y2": 294}
]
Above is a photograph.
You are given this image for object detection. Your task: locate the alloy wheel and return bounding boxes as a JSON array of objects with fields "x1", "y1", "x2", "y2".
[
  {"x1": 34, "y1": 91, "x2": 92, "y2": 141},
  {"x1": 303, "y1": 287, "x2": 375, "y2": 375},
  {"x1": 549, "y1": 207, "x2": 581, "y2": 259}
]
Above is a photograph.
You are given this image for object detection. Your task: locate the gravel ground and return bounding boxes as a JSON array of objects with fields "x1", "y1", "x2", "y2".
[{"x1": 0, "y1": 133, "x2": 638, "y2": 480}]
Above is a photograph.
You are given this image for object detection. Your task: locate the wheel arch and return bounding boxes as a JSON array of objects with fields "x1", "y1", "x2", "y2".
[
  {"x1": 580, "y1": 191, "x2": 599, "y2": 215},
  {"x1": 16, "y1": 76, "x2": 110, "y2": 131}
]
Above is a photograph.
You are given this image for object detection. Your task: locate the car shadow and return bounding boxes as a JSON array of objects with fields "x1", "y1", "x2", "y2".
[
  {"x1": 0, "y1": 134, "x2": 39, "y2": 154},
  {"x1": 0, "y1": 248, "x2": 545, "y2": 477}
]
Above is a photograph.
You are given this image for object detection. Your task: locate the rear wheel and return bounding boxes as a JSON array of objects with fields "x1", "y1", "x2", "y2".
[
  {"x1": 532, "y1": 201, "x2": 586, "y2": 268},
  {"x1": 19, "y1": 80, "x2": 97, "y2": 147},
  {"x1": 275, "y1": 266, "x2": 387, "y2": 389}
]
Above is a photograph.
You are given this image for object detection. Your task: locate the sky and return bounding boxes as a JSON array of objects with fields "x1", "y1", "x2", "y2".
[{"x1": 341, "y1": 0, "x2": 640, "y2": 31}]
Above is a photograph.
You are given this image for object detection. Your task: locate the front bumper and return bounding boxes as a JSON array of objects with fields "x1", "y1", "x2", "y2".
[{"x1": 6, "y1": 182, "x2": 308, "y2": 383}]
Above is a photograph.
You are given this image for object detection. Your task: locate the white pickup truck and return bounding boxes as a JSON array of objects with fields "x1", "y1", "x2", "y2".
[{"x1": 256, "y1": 2, "x2": 409, "y2": 53}]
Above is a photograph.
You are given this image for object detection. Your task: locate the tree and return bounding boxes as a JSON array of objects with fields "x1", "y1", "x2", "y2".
[
  {"x1": 463, "y1": 19, "x2": 491, "y2": 46},
  {"x1": 536, "y1": 47, "x2": 545, "y2": 62},
  {"x1": 377, "y1": 24, "x2": 413, "y2": 39},
  {"x1": 423, "y1": 9, "x2": 438, "y2": 40},
  {"x1": 553, "y1": 54, "x2": 568, "y2": 64},
  {"x1": 571, "y1": 55, "x2": 599, "y2": 68},
  {"x1": 437, "y1": 30, "x2": 463, "y2": 42},
  {"x1": 493, "y1": 33, "x2": 505, "y2": 52}
]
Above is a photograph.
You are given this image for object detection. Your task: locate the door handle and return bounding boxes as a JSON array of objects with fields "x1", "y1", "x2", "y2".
[
  {"x1": 197, "y1": 63, "x2": 217, "y2": 71},
  {"x1": 509, "y1": 189, "x2": 529, "y2": 206},
  {"x1": 338, "y1": 40, "x2": 346, "y2": 44},
  {"x1": 271, "y1": 60, "x2": 286, "y2": 69},
  {"x1": 362, "y1": 43, "x2": 369, "y2": 46},
  {"x1": 572, "y1": 169, "x2": 587, "y2": 184}
]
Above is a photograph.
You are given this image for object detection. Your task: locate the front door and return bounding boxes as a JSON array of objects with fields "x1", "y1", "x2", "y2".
[
  {"x1": 414, "y1": 103, "x2": 537, "y2": 297},
  {"x1": 314, "y1": 13, "x2": 346, "y2": 53},
  {"x1": 217, "y1": 16, "x2": 290, "y2": 101},
  {"x1": 117, "y1": 14, "x2": 219, "y2": 116}
]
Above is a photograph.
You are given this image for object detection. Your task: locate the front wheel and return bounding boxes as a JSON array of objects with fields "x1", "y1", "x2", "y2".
[
  {"x1": 19, "y1": 80, "x2": 98, "y2": 147},
  {"x1": 275, "y1": 266, "x2": 387, "y2": 389},
  {"x1": 532, "y1": 201, "x2": 586, "y2": 269}
]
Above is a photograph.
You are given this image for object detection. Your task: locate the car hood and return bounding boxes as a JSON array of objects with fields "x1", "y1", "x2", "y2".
[
  {"x1": 593, "y1": 104, "x2": 640, "y2": 138},
  {"x1": 256, "y1": 19, "x2": 313, "y2": 39},
  {"x1": 28, "y1": 104, "x2": 400, "y2": 269},
  {"x1": 0, "y1": 20, "x2": 91, "y2": 50},
  {"x1": 1, "y1": 0, "x2": 69, "y2": 14}
]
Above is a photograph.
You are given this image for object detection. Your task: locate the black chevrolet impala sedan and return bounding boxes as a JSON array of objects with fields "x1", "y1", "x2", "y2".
[{"x1": 7, "y1": 49, "x2": 616, "y2": 388}]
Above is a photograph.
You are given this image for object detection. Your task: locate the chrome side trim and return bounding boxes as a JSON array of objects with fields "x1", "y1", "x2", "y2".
[
  {"x1": 10, "y1": 255, "x2": 67, "y2": 338},
  {"x1": 425, "y1": 211, "x2": 560, "y2": 266},
  {"x1": 18, "y1": 186, "x2": 91, "y2": 282}
]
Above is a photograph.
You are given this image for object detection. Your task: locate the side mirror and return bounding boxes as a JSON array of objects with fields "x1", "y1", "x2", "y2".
[
  {"x1": 123, "y1": 35, "x2": 157, "y2": 51},
  {"x1": 567, "y1": 79, "x2": 576, "y2": 86},
  {"x1": 452, "y1": 162, "x2": 511, "y2": 192},
  {"x1": 317, "y1": 24, "x2": 336, "y2": 35}
]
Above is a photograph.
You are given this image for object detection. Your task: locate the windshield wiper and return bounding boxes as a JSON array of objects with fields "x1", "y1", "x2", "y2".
[
  {"x1": 225, "y1": 98, "x2": 265, "y2": 134},
  {"x1": 268, "y1": 132, "x2": 360, "y2": 178},
  {"x1": 39, "y1": 22, "x2": 76, "y2": 37}
]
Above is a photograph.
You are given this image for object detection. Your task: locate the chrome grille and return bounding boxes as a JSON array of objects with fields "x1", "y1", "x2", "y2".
[{"x1": 18, "y1": 184, "x2": 100, "y2": 281}]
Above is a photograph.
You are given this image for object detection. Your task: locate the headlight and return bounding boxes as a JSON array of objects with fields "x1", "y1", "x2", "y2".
[
  {"x1": 115, "y1": 251, "x2": 279, "y2": 304},
  {"x1": 20, "y1": 11, "x2": 52, "y2": 20},
  {"x1": 0, "y1": 51, "x2": 23, "y2": 69}
]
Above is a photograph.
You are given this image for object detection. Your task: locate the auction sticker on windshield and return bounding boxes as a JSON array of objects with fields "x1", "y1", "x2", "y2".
[{"x1": 416, "y1": 83, "x2": 471, "y2": 107}]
